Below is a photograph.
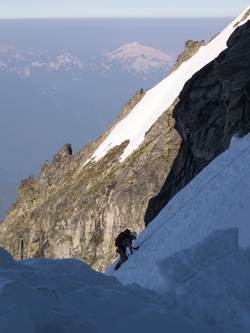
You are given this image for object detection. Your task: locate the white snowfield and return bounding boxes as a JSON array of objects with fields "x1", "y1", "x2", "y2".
[
  {"x1": 0, "y1": 132, "x2": 249, "y2": 332},
  {"x1": 87, "y1": 6, "x2": 250, "y2": 164}
]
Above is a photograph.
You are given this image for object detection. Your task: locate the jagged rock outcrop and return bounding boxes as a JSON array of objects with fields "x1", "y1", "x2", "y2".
[
  {"x1": 0, "y1": 88, "x2": 180, "y2": 271},
  {"x1": 117, "y1": 88, "x2": 146, "y2": 121},
  {"x1": 145, "y1": 20, "x2": 250, "y2": 225},
  {"x1": 171, "y1": 40, "x2": 205, "y2": 73}
]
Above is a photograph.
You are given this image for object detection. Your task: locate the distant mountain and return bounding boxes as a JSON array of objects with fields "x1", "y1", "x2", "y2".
[
  {"x1": 101, "y1": 42, "x2": 176, "y2": 79},
  {"x1": 0, "y1": 42, "x2": 176, "y2": 81},
  {"x1": 0, "y1": 45, "x2": 86, "y2": 78}
]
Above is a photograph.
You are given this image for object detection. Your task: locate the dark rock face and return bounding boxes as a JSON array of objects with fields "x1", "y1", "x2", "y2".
[{"x1": 145, "y1": 20, "x2": 250, "y2": 226}]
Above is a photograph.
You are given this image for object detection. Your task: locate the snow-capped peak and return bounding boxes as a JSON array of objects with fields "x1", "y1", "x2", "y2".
[
  {"x1": 47, "y1": 52, "x2": 85, "y2": 71},
  {"x1": 56, "y1": 52, "x2": 85, "y2": 69},
  {"x1": 106, "y1": 42, "x2": 175, "y2": 64},
  {"x1": 101, "y1": 42, "x2": 176, "y2": 79}
]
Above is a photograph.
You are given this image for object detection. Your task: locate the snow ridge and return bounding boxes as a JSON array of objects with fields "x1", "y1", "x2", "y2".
[{"x1": 88, "y1": 7, "x2": 250, "y2": 164}]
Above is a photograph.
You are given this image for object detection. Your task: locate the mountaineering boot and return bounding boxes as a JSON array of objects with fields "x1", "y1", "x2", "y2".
[{"x1": 114, "y1": 262, "x2": 121, "y2": 270}]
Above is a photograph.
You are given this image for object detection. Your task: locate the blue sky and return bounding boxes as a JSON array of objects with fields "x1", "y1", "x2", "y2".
[{"x1": 0, "y1": 0, "x2": 249, "y2": 19}]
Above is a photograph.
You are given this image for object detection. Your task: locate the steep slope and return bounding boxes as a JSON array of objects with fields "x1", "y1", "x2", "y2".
[
  {"x1": 110, "y1": 132, "x2": 250, "y2": 283},
  {"x1": 0, "y1": 132, "x2": 249, "y2": 333},
  {"x1": 0, "y1": 8, "x2": 249, "y2": 272},
  {"x1": 108, "y1": 132, "x2": 250, "y2": 331},
  {"x1": 145, "y1": 16, "x2": 250, "y2": 224},
  {"x1": 87, "y1": 8, "x2": 249, "y2": 164}
]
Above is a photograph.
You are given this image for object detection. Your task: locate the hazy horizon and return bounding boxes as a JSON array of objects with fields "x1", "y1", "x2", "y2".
[
  {"x1": 0, "y1": 17, "x2": 233, "y2": 56},
  {"x1": 1, "y1": 0, "x2": 248, "y2": 19}
]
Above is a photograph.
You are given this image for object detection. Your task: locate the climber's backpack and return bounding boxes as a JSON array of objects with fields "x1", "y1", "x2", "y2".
[{"x1": 115, "y1": 229, "x2": 131, "y2": 247}]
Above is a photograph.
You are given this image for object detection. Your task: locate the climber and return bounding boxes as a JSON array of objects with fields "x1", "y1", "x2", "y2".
[{"x1": 114, "y1": 229, "x2": 139, "y2": 270}]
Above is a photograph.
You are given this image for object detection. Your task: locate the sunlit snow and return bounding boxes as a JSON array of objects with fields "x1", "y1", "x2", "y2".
[{"x1": 87, "y1": 7, "x2": 249, "y2": 164}]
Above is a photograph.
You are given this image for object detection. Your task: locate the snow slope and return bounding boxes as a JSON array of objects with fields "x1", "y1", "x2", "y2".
[
  {"x1": 110, "y1": 133, "x2": 250, "y2": 286},
  {"x1": 0, "y1": 132, "x2": 249, "y2": 332},
  {"x1": 87, "y1": 7, "x2": 249, "y2": 163}
]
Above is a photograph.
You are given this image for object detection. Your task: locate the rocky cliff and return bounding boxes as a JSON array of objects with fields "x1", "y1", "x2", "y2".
[
  {"x1": 170, "y1": 39, "x2": 205, "y2": 73},
  {"x1": 145, "y1": 19, "x2": 250, "y2": 225},
  {"x1": 0, "y1": 15, "x2": 249, "y2": 272},
  {"x1": 0, "y1": 86, "x2": 181, "y2": 271}
]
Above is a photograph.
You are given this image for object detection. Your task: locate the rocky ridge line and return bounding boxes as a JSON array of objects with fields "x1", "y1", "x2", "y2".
[{"x1": 145, "y1": 20, "x2": 250, "y2": 225}]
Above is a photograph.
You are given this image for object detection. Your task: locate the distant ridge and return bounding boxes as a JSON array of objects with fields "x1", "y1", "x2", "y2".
[{"x1": 0, "y1": 42, "x2": 176, "y2": 81}]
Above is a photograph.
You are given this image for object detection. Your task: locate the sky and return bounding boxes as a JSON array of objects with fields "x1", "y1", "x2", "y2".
[{"x1": 0, "y1": 0, "x2": 249, "y2": 19}]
